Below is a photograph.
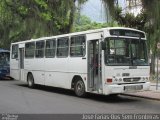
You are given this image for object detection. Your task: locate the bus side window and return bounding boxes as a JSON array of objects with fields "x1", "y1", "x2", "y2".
[
  {"x1": 57, "y1": 37, "x2": 69, "y2": 57},
  {"x1": 25, "y1": 42, "x2": 35, "y2": 58},
  {"x1": 45, "y1": 39, "x2": 56, "y2": 58},
  {"x1": 36, "y1": 41, "x2": 45, "y2": 58},
  {"x1": 12, "y1": 44, "x2": 18, "y2": 59},
  {"x1": 70, "y1": 35, "x2": 86, "y2": 57}
]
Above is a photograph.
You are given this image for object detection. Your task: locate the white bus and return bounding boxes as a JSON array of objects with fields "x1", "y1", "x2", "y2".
[{"x1": 10, "y1": 27, "x2": 150, "y2": 97}]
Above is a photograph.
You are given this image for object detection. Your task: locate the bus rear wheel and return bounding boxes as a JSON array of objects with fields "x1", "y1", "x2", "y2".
[
  {"x1": 27, "y1": 73, "x2": 35, "y2": 88},
  {"x1": 74, "y1": 79, "x2": 86, "y2": 97}
]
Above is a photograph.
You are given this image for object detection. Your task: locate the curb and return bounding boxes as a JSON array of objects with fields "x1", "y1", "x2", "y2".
[
  {"x1": 121, "y1": 93, "x2": 160, "y2": 101},
  {"x1": 150, "y1": 85, "x2": 160, "y2": 87}
]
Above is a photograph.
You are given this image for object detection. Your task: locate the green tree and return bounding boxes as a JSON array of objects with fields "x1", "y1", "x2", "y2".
[
  {"x1": 0, "y1": 0, "x2": 87, "y2": 49},
  {"x1": 73, "y1": 14, "x2": 119, "y2": 32},
  {"x1": 141, "y1": 0, "x2": 160, "y2": 74},
  {"x1": 113, "y1": 6, "x2": 147, "y2": 30}
]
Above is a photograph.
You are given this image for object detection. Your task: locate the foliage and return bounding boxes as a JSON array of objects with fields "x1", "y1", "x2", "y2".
[
  {"x1": 113, "y1": 6, "x2": 147, "y2": 30},
  {"x1": 73, "y1": 14, "x2": 119, "y2": 32},
  {"x1": 143, "y1": 0, "x2": 160, "y2": 74},
  {"x1": 0, "y1": 0, "x2": 87, "y2": 49},
  {"x1": 144, "y1": 0, "x2": 160, "y2": 51},
  {"x1": 102, "y1": 0, "x2": 115, "y2": 18}
]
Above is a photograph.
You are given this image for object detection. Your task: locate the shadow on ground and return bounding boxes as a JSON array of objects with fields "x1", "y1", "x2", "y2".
[
  {"x1": 17, "y1": 83, "x2": 139, "y2": 103},
  {"x1": 0, "y1": 78, "x2": 14, "y2": 81}
]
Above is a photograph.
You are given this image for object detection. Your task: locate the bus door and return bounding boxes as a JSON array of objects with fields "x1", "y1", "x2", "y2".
[
  {"x1": 10, "y1": 44, "x2": 19, "y2": 80},
  {"x1": 19, "y1": 46, "x2": 25, "y2": 81},
  {"x1": 87, "y1": 32, "x2": 102, "y2": 92}
]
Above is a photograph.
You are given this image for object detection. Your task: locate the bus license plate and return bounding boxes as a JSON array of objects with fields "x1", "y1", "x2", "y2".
[{"x1": 124, "y1": 85, "x2": 143, "y2": 91}]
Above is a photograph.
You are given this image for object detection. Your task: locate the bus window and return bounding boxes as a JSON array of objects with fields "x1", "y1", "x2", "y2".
[
  {"x1": 0, "y1": 51, "x2": 10, "y2": 65},
  {"x1": 105, "y1": 38, "x2": 148, "y2": 66},
  {"x1": 70, "y1": 35, "x2": 86, "y2": 57},
  {"x1": 45, "y1": 39, "x2": 56, "y2": 58},
  {"x1": 25, "y1": 42, "x2": 35, "y2": 58},
  {"x1": 12, "y1": 44, "x2": 18, "y2": 59},
  {"x1": 36, "y1": 41, "x2": 45, "y2": 58},
  {"x1": 0, "y1": 49, "x2": 10, "y2": 79},
  {"x1": 57, "y1": 37, "x2": 69, "y2": 57}
]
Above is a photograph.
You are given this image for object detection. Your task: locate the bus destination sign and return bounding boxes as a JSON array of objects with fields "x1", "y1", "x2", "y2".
[{"x1": 110, "y1": 29, "x2": 145, "y2": 38}]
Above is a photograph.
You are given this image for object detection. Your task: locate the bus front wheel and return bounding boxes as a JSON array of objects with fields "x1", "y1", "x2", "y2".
[
  {"x1": 27, "y1": 73, "x2": 35, "y2": 88},
  {"x1": 74, "y1": 79, "x2": 86, "y2": 97}
]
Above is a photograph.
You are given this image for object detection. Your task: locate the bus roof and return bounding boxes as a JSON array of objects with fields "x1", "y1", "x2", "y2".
[
  {"x1": 11, "y1": 27, "x2": 146, "y2": 44},
  {"x1": 0, "y1": 49, "x2": 9, "y2": 53}
]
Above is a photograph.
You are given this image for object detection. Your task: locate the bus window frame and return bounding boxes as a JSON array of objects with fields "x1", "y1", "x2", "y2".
[
  {"x1": 35, "y1": 40, "x2": 45, "y2": 58},
  {"x1": 56, "y1": 37, "x2": 69, "y2": 58},
  {"x1": 70, "y1": 35, "x2": 86, "y2": 58},
  {"x1": 11, "y1": 44, "x2": 18, "y2": 59},
  {"x1": 104, "y1": 37, "x2": 149, "y2": 66},
  {"x1": 25, "y1": 42, "x2": 35, "y2": 59},
  {"x1": 45, "y1": 39, "x2": 56, "y2": 58}
]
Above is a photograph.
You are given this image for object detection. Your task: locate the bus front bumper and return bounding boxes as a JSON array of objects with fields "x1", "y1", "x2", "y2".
[{"x1": 103, "y1": 82, "x2": 150, "y2": 95}]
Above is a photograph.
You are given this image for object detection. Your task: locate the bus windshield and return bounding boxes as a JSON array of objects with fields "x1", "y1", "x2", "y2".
[{"x1": 104, "y1": 37, "x2": 149, "y2": 66}]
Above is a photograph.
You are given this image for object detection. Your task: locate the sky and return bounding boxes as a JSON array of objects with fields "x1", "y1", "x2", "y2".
[
  {"x1": 81, "y1": 0, "x2": 141, "y2": 22},
  {"x1": 81, "y1": 0, "x2": 107, "y2": 23}
]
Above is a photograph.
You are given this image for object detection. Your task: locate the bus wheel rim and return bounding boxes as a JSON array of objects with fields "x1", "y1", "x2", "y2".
[
  {"x1": 76, "y1": 81, "x2": 84, "y2": 95},
  {"x1": 28, "y1": 75, "x2": 33, "y2": 86}
]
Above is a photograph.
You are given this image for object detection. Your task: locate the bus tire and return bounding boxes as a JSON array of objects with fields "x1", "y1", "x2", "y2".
[
  {"x1": 74, "y1": 79, "x2": 86, "y2": 97},
  {"x1": 27, "y1": 73, "x2": 35, "y2": 88}
]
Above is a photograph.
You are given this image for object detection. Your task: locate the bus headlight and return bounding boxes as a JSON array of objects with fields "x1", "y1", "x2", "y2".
[
  {"x1": 142, "y1": 77, "x2": 149, "y2": 81},
  {"x1": 114, "y1": 78, "x2": 122, "y2": 82},
  {"x1": 115, "y1": 78, "x2": 118, "y2": 82},
  {"x1": 146, "y1": 77, "x2": 149, "y2": 82},
  {"x1": 119, "y1": 78, "x2": 123, "y2": 82},
  {"x1": 142, "y1": 77, "x2": 145, "y2": 81}
]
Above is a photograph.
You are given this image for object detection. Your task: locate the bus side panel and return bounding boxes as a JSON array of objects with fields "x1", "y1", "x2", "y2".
[
  {"x1": 44, "y1": 58, "x2": 69, "y2": 89},
  {"x1": 24, "y1": 59, "x2": 45, "y2": 85},
  {"x1": 10, "y1": 61, "x2": 19, "y2": 80},
  {"x1": 68, "y1": 57, "x2": 88, "y2": 89}
]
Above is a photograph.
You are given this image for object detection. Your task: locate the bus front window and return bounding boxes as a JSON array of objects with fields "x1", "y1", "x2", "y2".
[{"x1": 104, "y1": 38, "x2": 148, "y2": 66}]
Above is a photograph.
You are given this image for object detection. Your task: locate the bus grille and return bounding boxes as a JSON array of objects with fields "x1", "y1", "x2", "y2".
[{"x1": 123, "y1": 77, "x2": 141, "y2": 82}]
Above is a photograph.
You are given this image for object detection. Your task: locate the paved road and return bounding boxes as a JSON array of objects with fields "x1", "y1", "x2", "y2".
[{"x1": 0, "y1": 80, "x2": 160, "y2": 114}]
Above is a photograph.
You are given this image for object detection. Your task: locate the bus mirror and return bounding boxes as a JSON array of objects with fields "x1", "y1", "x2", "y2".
[{"x1": 101, "y1": 41, "x2": 106, "y2": 50}]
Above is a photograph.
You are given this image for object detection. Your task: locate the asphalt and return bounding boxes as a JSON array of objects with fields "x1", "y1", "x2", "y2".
[
  {"x1": 122, "y1": 82, "x2": 160, "y2": 101},
  {"x1": 1, "y1": 80, "x2": 160, "y2": 114}
]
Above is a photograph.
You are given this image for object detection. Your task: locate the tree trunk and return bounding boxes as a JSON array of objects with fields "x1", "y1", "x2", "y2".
[
  {"x1": 150, "y1": 53, "x2": 156, "y2": 75},
  {"x1": 68, "y1": 0, "x2": 76, "y2": 33}
]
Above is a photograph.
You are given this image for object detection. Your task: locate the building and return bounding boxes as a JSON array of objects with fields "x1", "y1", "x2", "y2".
[{"x1": 122, "y1": 0, "x2": 142, "y2": 16}]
